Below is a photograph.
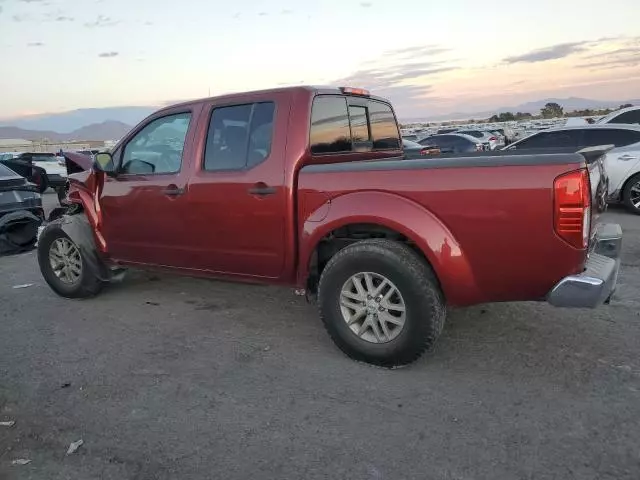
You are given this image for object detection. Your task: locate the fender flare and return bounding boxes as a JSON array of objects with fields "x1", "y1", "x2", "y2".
[{"x1": 298, "y1": 191, "x2": 481, "y2": 306}]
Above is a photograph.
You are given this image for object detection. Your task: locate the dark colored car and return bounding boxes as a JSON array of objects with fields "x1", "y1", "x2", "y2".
[
  {"x1": 418, "y1": 133, "x2": 484, "y2": 153},
  {"x1": 402, "y1": 138, "x2": 440, "y2": 158},
  {"x1": 0, "y1": 152, "x2": 67, "y2": 193},
  {"x1": 436, "y1": 128, "x2": 458, "y2": 134},
  {"x1": 38, "y1": 85, "x2": 620, "y2": 368},
  {"x1": 0, "y1": 163, "x2": 44, "y2": 254}
]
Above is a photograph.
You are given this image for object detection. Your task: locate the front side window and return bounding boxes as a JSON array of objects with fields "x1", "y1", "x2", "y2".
[
  {"x1": 203, "y1": 102, "x2": 275, "y2": 171},
  {"x1": 121, "y1": 112, "x2": 191, "y2": 175}
]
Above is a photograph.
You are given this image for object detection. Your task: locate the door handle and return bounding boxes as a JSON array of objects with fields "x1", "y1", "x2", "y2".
[
  {"x1": 162, "y1": 186, "x2": 185, "y2": 196},
  {"x1": 248, "y1": 184, "x2": 277, "y2": 196},
  {"x1": 618, "y1": 154, "x2": 638, "y2": 162}
]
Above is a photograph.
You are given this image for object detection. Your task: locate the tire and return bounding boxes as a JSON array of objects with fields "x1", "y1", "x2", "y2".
[
  {"x1": 31, "y1": 168, "x2": 49, "y2": 194},
  {"x1": 318, "y1": 239, "x2": 446, "y2": 367},
  {"x1": 622, "y1": 173, "x2": 640, "y2": 215},
  {"x1": 37, "y1": 225, "x2": 103, "y2": 298}
]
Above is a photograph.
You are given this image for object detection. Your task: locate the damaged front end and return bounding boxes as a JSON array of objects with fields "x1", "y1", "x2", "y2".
[{"x1": 0, "y1": 163, "x2": 44, "y2": 255}]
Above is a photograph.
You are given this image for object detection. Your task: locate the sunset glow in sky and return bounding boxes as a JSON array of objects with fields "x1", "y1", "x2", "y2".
[{"x1": 1, "y1": 0, "x2": 639, "y2": 118}]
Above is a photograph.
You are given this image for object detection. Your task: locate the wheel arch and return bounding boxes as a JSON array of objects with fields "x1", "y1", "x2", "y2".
[{"x1": 298, "y1": 191, "x2": 480, "y2": 306}]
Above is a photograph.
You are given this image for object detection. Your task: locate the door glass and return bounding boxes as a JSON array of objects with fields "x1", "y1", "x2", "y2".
[
  {"x1": 583, "y1": 129, "x2": 640, "y2": 147},
  {"x1": 609, "y1": 111, "x2": 640, "y2": 125},
  {"x1": 203, "y1": 102, "x2": 276, "y2": 171},
  {"x1": 121, "y1": 112, "x2": 191, "y2": 175}
]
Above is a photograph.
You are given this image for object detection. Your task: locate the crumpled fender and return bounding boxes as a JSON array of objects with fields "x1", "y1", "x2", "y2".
[
  {"x1": 298, "y1": 191, "x2": 481, "y2": 306},
  {"x1": 0, "y1": 210, "x2": 41, "y2": 254},
  {"x1": 40, "y1": 214, "x2": 111, "y2": 281}
]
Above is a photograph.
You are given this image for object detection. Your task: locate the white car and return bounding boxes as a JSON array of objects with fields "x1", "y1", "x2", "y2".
[
  {"x1": 503, "y1": 124, "x2": 640, "y2": 214},
  {"x1": 456, "y1": 129, "x2": 500, "y2": 150},
  {"x1": 597, "y1": 106, "x2": 640, "y2": 125}
]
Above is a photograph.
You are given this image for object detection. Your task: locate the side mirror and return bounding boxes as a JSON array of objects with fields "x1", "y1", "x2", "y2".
[{"x1": 93, "y1": 152, "x2": 116, "y2": 176}]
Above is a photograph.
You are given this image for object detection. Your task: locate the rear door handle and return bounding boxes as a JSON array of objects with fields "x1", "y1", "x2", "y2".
[
  {"x1": 162, "y1": 186, "x2": 185, "y2": 196},
  {"x1": 248, "y1": 184, "x2": 276, "y2": 196},
  {"x1": 619, "y1": 154, "x2": 638, "y2": 161}
]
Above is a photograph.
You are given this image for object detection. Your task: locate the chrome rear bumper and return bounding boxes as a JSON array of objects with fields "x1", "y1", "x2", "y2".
[{"x1": 547, "y1": 223, "x2": 622, "y2": 308}]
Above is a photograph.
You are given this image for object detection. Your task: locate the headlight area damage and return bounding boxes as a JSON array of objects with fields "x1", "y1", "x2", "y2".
[{"x1": 0, "y1": 165, "x2": 44, "y2": 255}]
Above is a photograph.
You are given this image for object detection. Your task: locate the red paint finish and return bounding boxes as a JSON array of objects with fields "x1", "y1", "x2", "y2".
[{"x1": 66, "y1": 86, "x2": 589, "y2": 306}]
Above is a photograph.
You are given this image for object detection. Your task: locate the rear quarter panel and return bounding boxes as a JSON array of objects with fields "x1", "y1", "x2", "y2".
[{"x1": 298, "y1": 160, "x2": 587, "y2": 306}]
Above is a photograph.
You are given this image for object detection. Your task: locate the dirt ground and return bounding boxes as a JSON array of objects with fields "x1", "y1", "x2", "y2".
[{"x1": 0, "y1": 193, "x2": 638, "y2": 479}]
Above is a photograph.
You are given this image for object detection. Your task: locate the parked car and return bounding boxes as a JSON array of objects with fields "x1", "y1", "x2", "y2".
[
  {"x1": 503, "y1": 124, "x2": 640, "y2": 214},
  {"x1": 0, "y1": 152, "x2": 67, "y2": 193},
  {"x1": 402, "y1": 138, "x2": 440, "y2": 158},
  {"x1": 457, "y1": 130, "x2": 499, "y2": 150},
  {"x1": 418, "y1": 133, "x2": 485, "y2": 153},
  {"x1": 436, "y1": 127, "x2": 458, "y2": 134},
  {"x1": 0, "y1": 162, "x2": 43, "y2": 254},
  {"x1": 597, "y1": 106, "x2": 640, "y2": 125},
  {"x1": 37, "y1": 85, "x2": 621, "y2": 367}
]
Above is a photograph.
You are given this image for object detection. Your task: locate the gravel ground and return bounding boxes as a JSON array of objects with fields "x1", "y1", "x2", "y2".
[{"x1": 0, "y1": 193, "x2": 639, "y2": 480}]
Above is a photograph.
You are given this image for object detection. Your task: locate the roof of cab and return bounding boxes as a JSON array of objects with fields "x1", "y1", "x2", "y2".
[{"x1": 156, "y1": 85, "x2": 393, "y2": 114}]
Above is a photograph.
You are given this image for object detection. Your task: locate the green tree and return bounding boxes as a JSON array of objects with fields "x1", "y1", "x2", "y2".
[{"x1": 541, "y1": 102, "x2": 564, "y2": 118}]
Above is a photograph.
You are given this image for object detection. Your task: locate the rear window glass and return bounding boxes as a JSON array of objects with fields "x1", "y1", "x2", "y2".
[
  {"x1": 369, "y1": 100, "x2": 400, "y2": 149},
  {"x1": 583, "y1": 128, "x2": 640, "y2": 147},
  {"x1": 310, "y1": 96, "x2": 352, "y2": 154},
  {"x1": 609, "y1": 110, "x2": 640, "y2": 125},
  {"x1": 348, "y1": 105, "x2": 370, "y2": 143}
]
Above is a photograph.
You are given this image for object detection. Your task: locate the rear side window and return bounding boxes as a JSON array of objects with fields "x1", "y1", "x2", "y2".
[
  {"x1": 310, "y1": 95, "x2": 400, "y2": 155},
  {"x1": 513, "y1": 130, "x2": 583, "y2": 149},
  {"x1": 609, "y1": 110, "x2": 640, "y2": 125},
  {"x1": 204, "y1": 102, "x2": 275, "y2": 171},
  {"x1": 583, "y1": 129, "x2": 640, "y2": 147},
  {"x1": 310, "y1": 96, "x2": 352, "y2": 154},
  {"x1": 369, "y1": 100, "x2": 400, "y2": 149}
]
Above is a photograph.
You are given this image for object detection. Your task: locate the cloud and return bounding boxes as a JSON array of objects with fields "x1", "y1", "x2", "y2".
[
  {"x1": 12, "y1": 14, "x2": 30, "y2": 21},
  {"x1": 84, "y1": 15, "x2": 119, "y2": 27},
  {"x1": 576, "y1": 37, "x2": 640, "y2": 70},
  {"x1": 98, "y1": 51, "x2": 118, "y2": 58},
  {"x1": 19, "y1": 0, "x2": 45, "y2": 3},
  {"x1": 258, "y1": 12, "x2": 268, "y2": 16},
  {"x1": 27, "y1": 42, "x2": 44, "y2": 47},
  {"x1": 55, "y1": 15, "x2": 73, "y2": 21},
  {"x1": 360, "y1": 2, "x2": 373, "y2": 6},
  {"x1": 503, "y1": 41, "x2": 589, "y2": 64},
  {"x1": 281, "y1": 9, "x2": 293, "y2": 14},
  {"x1": 388, "y1": 45, "x2": 451, "y2": 58}
]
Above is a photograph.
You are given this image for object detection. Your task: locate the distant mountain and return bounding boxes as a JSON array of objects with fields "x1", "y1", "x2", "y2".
[
  {"x1": 403, "y1": 97, "x2": 640, "y2": 122},
  {"x1": 0, "y1": 107, "x2": 155, "y2": 133},
  {"x1": 0, "y1": 120, "x2": 132, "y2": 142}
]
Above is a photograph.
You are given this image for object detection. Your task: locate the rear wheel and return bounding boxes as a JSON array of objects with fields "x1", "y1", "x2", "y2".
[
  {"x1": 622, "y1": 173, "x2": 640, "y2": 215},
  {"x1": 318, "y1": 239, "x2": 446, "y2": 367},
  {"x1": 37, "y1": 227, "x2": 102, "y2": 298},
  {"x1": 32, "y1": 169, "x2": 49, "y2": 194}
]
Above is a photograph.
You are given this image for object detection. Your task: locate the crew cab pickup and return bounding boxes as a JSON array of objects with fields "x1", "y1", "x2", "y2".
[{"x1": 37, "y1": 86, "x2": 622, "y2": 367}]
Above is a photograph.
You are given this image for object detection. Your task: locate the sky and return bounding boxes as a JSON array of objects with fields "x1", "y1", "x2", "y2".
[{"x1": 0, "y1": 0, "x2": 639, "y2": 119}]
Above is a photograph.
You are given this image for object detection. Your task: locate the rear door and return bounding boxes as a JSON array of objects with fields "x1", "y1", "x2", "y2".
[{"x1": 182, "y1": 93, "x2": 290, "y2": 278}]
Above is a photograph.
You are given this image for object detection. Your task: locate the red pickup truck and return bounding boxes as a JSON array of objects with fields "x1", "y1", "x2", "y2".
[{"x1": 37, "y1": 86, "x2": 622, "y2": 367}]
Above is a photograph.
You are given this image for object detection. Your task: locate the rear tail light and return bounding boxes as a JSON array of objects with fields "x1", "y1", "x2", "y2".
[
  {"x1": 554, "y1": 168, "x2": 591, "y2": 249},
  {"x1": 339, "y1": 87, "x2": 370, "y2": 96},
  {"x1": 489, "y1": 136, "x2": 497, "y2": 141}
]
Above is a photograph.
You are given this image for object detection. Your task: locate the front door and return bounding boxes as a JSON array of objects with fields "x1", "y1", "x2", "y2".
[{"x1": 99, "y1": 110, "x2": 198, "y2": 267}]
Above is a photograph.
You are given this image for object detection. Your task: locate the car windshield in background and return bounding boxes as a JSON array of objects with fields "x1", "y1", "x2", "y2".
[{"x1": 31, "y1": 154, "x2": 57, "y2": 162}]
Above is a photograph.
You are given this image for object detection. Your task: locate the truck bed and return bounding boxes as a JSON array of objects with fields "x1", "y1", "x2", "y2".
[{"x1": 298, "y1": 150, "x2": 605, "y2": 306}]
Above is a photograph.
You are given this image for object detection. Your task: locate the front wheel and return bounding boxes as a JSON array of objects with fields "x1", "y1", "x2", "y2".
[
  {"x1": 37, "y1": 226, "x2": 102, "y2": 298},
  {"x1": 622, "y1": 173, "x2": 640, "y2": 215},
  {"x1": 318, "y1": 239, "x2": 446, "y2": 367}
]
